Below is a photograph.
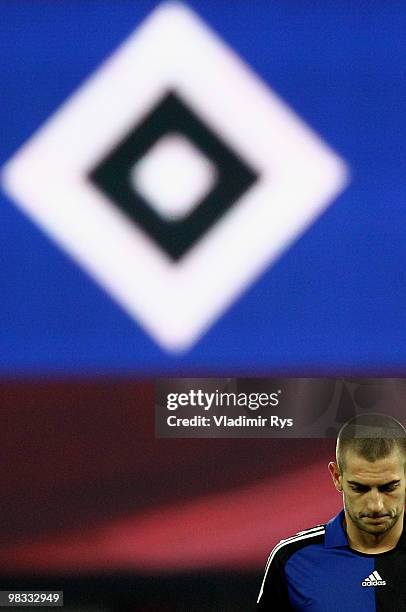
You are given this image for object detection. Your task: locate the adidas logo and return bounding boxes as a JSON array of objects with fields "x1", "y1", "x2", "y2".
[{"x1": 361, "y1": 571, "x2": 386, "y2": 587}]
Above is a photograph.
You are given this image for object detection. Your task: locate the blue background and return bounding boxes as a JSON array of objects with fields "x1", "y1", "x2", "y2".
[{"x1": 1, "y1": 1, "x2": 405, "y2": 375}]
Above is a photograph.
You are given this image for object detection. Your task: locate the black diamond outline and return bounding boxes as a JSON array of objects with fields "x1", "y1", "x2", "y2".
[{"x1": 88, "y1": 91, "x2": 258, "y2": 261}]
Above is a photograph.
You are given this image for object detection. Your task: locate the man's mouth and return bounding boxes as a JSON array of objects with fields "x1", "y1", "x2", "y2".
[{"x1": 362, "y1": 515, "x2": 389, "y2": 523}]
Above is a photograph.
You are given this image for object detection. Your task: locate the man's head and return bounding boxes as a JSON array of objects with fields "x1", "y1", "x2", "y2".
[{"x1": 328, "y1": 413, "x2": 406, "y2": 537}]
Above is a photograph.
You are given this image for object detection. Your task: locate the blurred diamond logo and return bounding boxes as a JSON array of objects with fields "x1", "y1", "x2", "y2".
[
  {"x1": 1, "y1": 1, "x2": 349, "y2": 352},
  {"x1": 88, "y1": 91, "x2": 258, "y2": 260}
]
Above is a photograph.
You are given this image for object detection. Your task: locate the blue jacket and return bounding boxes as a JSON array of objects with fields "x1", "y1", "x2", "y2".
[{"x1": 257, "y1": 510, "x2": 406, "y2": 611}]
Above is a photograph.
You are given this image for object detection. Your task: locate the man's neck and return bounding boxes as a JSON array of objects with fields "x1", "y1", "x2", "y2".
[{"x1": 343, "y1": 513, "x2": 404, "y2": 554}]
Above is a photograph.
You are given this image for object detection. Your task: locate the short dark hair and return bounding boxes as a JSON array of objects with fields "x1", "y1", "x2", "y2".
[{"x1": 336, "y1": 413, "x2": 406, "y2": 472}]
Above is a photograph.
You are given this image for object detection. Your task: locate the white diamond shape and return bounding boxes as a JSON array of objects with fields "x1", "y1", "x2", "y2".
[
  {"x1": 130, "y1": 132, "x2": 217, "y2": 221},
  {"x1": 1, "y1": 1, "x2": 349, "y2": 352}
]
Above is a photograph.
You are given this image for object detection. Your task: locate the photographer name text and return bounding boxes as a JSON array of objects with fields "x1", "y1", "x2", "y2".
[{"x1": 167, "y1": 415, "x2": 293, "y2": 428}]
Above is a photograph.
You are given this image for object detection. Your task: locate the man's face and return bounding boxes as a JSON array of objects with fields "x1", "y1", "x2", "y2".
[{"x1": 330, "y1": 448, "x2": 406, "y2": 536}]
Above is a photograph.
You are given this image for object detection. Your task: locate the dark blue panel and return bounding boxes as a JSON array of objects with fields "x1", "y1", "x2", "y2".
[{"x1": 286, "y1": 545, "x2": 376, "y2": 611}]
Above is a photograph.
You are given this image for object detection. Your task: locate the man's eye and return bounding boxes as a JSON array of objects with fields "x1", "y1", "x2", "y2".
[
  {"x1": 351, "y1": 487, "x2": 368, "y2": 493},
  {"x1": 380, "y1": 485, "x2": 398, "y2": 493}
]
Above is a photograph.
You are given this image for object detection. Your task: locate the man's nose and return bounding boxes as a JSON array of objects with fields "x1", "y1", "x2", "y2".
[{"x1": 366, "y1": 490, "x2": 384, "y2": 514}]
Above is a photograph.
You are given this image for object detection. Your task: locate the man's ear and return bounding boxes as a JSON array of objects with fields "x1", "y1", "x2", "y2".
[{"x1": 328, "y1": 461, "x2": 343, "y2": 492}]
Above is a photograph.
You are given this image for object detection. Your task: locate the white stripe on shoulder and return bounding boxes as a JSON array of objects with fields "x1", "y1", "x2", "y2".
[
  {"x1": 277, "y1": 525, "x2": 325, "y2": 546},
  {"x1": 257, "y1": 527, "x2": 325, "y2": 604},
  {"x1": 292, "y1": 525, "x2": 325, "y2": 537}
]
